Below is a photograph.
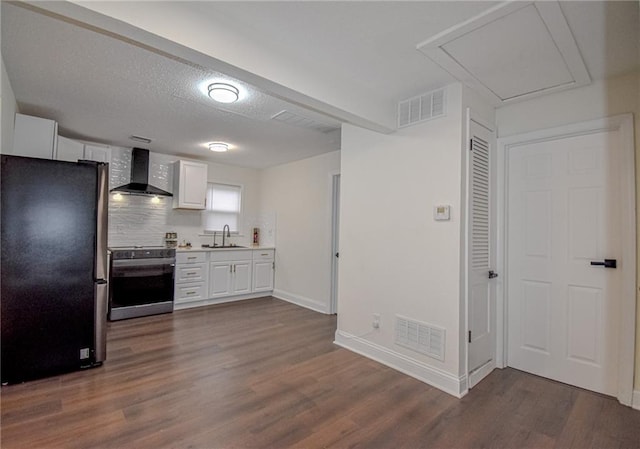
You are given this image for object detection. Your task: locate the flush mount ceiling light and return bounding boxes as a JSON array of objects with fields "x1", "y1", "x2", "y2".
[
  {"x1": 208, "y1": 83, "x2": 239, "y2": 103},
  {"x1": 209, "y1": 142, "x2": 229, "y2": 152}
]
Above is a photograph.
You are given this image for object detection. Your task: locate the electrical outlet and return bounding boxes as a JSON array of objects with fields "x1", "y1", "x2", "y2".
[{"x1": 372, "y1": 313, "x2": 380, "y2": 329}]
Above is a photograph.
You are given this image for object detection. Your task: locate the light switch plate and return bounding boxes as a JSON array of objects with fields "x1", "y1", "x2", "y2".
[{"x1": 434, "y1": 205, "x2": 451, "y2": 221}]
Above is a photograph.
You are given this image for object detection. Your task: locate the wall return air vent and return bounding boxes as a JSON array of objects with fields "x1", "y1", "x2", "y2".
[
  {"x1": 398, "y1": 87, "x2": 446, "y2": 129},
  {"x1": 395, "y1": 315, "x2": 445, "y2": 361}
]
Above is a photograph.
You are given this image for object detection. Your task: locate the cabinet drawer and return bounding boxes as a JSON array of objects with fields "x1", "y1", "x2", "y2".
[
  {"x1": 253, "y1": 249, "x2": 275, "y2": 261},
  {"x1": 177, "y1": 252, "x2": 207, "y2": 264},
  {"x1": 175, "y1": 282, "x2": 207, "y2": 302},
  {"x1": 176, "y1": 263, "x2": 207, "y2": 283},
  {"x1": 210, "y1": 250, "x2": 251, "y2": 262}
]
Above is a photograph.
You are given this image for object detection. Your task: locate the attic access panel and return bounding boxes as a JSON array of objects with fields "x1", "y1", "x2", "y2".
[{"x1": 417, "y1": 1, "x2": 590, "y2": 105}]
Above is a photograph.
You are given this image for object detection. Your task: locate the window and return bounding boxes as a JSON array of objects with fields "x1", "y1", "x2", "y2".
[{"x1": 203, "y1": 182, "x2": 242, "y2": 233}]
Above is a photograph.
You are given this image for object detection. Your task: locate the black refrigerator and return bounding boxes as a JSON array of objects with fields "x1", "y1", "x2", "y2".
[{"x1": 1, "y1": 155, "x2": 109, "y2": 384}]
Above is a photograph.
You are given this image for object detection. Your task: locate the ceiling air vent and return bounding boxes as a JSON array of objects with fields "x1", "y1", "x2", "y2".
[
  {"x1": 271, "y1": 110, "x2": 339, "y2": 134},
  {"x1": 398, "y1": 88, "x2": 446, "y2": 128},
  {"x1": 395, "y1": 315, "x2": 445, "y2": 361}
]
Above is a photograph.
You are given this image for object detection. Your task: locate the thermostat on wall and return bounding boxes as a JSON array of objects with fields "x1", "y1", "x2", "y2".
[{"x1": 434, "y1": 205, "x2": 451, "y2": 221}]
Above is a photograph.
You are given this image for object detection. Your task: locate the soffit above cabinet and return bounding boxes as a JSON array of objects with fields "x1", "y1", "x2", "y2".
[{"x1": 417, "y1": 1, "x2": 590, "y2": 105}]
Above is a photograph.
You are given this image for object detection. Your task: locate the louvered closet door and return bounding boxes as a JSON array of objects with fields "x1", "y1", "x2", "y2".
[{"x1": 468, "y1": 117, "x2": 496, "y2": 386}]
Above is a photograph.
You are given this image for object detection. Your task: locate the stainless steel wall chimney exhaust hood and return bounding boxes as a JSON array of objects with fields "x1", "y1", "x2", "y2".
[{"x1": 110, "y1": 148, "x2": 173, "y2": 197}]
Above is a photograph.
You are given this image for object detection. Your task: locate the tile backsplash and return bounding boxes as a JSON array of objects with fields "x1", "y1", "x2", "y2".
[
  {"x1": 107, "y1": 147, "x2": 276, "y2": 248},
  {"x1": 108, "y1": 147, "x2": 182, "y2": 247},
  {"x1": 109, "y1": 195, "x2": 177, "y2": 247}
]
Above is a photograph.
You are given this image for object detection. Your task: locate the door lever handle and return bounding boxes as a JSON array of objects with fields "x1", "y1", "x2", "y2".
[
  {"x1": 590, "y1": 259, "x2": 617, "y2": 268},
  {"x1": 488, "y1": 270, "x2": 498, "y2": 279}
]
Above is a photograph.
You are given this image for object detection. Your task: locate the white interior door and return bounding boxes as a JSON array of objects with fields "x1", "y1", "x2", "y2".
[
  {"x1": 507, "y1": 129, "x2": 623, "y2": 396},
  {"x1": 467, "y1": 114, "x2": 497, "y2": 388}
]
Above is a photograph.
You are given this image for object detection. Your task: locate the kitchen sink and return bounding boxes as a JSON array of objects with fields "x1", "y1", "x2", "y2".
[{"x1": 201, "y1": 245, "x2": 247, "y2": 249}]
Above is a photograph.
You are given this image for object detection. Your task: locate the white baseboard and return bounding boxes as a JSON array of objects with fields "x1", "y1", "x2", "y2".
[
  {"x1": 633, "y1": 390, "x2": 640, "y2": 411},
  {"x1": 334, "y1": 330, "x2": 467, "y2": 398},
  {"x1": 468, "y1": 359, "x2": 495, "y2": 389},
  {"x1": 273, "y1": 289, "x2": 329, "y2": 314}
]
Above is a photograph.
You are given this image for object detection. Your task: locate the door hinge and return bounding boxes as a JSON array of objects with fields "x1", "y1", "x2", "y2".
[
  {"x1": 468, "y1": 330, "x2": 472, "y2": 343},
  {"x1": 469, "y1": 138, "x2": 473, "y2": 151}
]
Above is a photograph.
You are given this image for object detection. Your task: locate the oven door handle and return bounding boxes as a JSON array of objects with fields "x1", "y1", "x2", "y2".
[
  {"x1": 112, "y1": 258, "x2": 175, "y2": 268},
  {"x1": 111, "y1": 266, "x2": 174, "y2": 278}
]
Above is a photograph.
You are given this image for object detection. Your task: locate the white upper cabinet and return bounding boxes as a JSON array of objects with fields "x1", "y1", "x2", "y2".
[
  {"x1": 12, "y1": 113, "x2": 58, "y2": 159},
  {"x1": 83, "y1": 144, "x2": 111, "y2": 163},
  {"x1": 56, "y1": 137, "x2": 111, "y2": 164},
  {"x1": 173, "y1": 160, "x2": 208, "y2": 209},
  {"x1": 56, "y1": 136, "x2": 84, "y2": 162},
  {"x1": 12, "y1": 113, "x2": 112, "y2": 165}
]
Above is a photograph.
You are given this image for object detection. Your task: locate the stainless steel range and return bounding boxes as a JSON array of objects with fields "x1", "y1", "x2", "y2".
[{"x1": 108, "y1": 247, "x2": 176, "y2": 321}]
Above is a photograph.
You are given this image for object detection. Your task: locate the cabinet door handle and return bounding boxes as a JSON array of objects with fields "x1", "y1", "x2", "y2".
[
  {"x1": 230, "y1": 264, "x2": 232, "y2": 273},
  {"x1": 188, "y1": 257, "x2": 197, "y2": 260},
  {"x1": 272, "y1": 261, "x2": 275, "y2": 270},
  {"x1": 261, "y1": 253, "x2": 269, "y2": 256},
  {"x1": 186, "y1": 272, "x2": 196, "y2": 275},
  {"x1": 233, "y1": 264, "x2": 236, "y2": 273},
  {"x1": 186, "y1": 291, "x2": 196, "y2": 295}
]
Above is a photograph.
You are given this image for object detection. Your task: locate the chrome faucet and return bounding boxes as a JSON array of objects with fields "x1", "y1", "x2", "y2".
[{"x1": 222, "y1": 224, "x2": 230, "y2": 247}]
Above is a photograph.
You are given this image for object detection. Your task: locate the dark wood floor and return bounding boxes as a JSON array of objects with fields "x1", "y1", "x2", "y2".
[{"x1": 2, "y1": 297, "x2": 639, "y2": 448}]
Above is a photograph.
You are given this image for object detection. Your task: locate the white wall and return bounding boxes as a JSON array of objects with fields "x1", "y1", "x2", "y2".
[
  {"x1": 109, "y1": 147, "x2": 261, "y2": 248},
  {"x1": 496, "y1": 71, "x2": 640, "y2": 393},
  {"x1": 1, "y1": 57, "x2": 18, "y2": 153},
  {"x1": 259, "y1": 150, "x2": 340, "y2": 313},
  {"x1": 336, "y1": 84, "x2": 468, "y2": 396},
  {"x1": 497, "y1": 72, "x2": 639, "y2": 138}
]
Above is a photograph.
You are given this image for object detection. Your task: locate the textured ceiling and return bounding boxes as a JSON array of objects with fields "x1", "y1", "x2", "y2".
[
  {"x1": 2, "y1": 1, "x2": 638, "y2": 169},
  {"x1": 1, "y1": 2, "x2": 342, "y2": 168}
]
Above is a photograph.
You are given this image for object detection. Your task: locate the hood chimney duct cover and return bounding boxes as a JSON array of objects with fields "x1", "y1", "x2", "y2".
[{"x1": 110, "y1": 148, "x2": 173, "y2": 196}]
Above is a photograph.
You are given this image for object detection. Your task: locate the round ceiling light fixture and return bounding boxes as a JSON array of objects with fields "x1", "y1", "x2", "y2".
[
  {"x1": 209, "y1": 142, "x2": 229, "y2": 153},
  {"x1": 208, "y1": 83, "x2": 239, "y2": 103}
]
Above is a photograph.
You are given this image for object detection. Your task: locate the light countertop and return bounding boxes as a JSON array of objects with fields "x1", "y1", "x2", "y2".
[{"x1": 176, "y1": 246, "x2": 275, "y2": 252}]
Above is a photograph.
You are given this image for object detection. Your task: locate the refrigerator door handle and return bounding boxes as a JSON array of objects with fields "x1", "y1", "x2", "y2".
[
  {"x1": 95, "y1": 163, "x2": 109, "y2": 281},
  {"x1": 94, "y1": 280, "x2": 108, "y2": 363}
]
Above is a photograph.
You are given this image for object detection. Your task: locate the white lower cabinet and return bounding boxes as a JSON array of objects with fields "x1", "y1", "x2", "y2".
[
  {"x1": 174, "y1": 252, "x2": 208, "y2": 306},
  {"x1": 253, "y1": 249, "x2": 275, "y2": 292},
  {"x1": 209, "y1": 251, "x2": 252, "y2": 298},
  {"x1": 175, "y1": 282, "x2": 208, "y2": 302},
  {"x1": 174, "y1": 248, "x2": 273, "y2": 310},
  {"x1": 232, "y1": 261, "x2": 252, "y2": 294},
  {"x1": 209, "y1": 262, "x2": 233, "y2": 297}
]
